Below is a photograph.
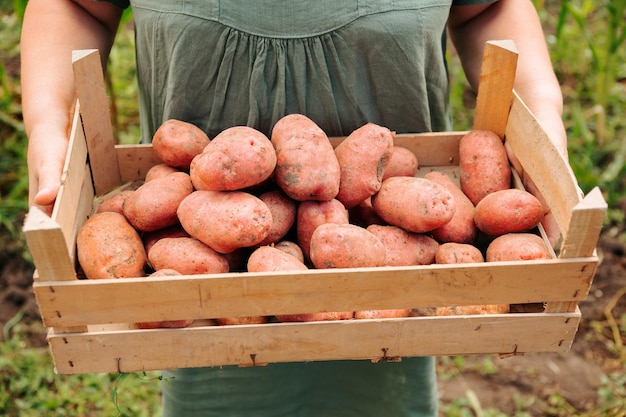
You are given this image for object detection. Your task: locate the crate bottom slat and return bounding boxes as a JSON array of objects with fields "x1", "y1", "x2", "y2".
[{"x1": 48, "y1": 310, "x2": 581, "y2": 374}]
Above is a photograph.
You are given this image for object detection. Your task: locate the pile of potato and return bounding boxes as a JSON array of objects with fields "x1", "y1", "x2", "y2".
[{"x1": 76, "y1": 114, "x2": 551, "y2": 327}]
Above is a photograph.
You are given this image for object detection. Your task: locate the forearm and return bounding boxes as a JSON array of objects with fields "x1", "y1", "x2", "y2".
[
  {"x1": 21, "y1": 0, "x2": 122, "y2": 139},
  {"x1": 448, "y1": 0, "x2": 567, "y2": 158}
]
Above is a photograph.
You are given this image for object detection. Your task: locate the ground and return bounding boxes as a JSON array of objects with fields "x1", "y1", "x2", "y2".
[{"x1": 1, "y1": 232, "x2": 625, "y2": 415}]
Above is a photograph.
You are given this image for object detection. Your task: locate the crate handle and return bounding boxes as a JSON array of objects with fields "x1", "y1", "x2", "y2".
[{"x1": 72, "y1": 49, "x2": 121, "y2": 195}]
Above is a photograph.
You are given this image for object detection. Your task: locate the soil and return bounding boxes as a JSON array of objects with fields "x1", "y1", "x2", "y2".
[{"x1": 1, "y1": 232, "x2": 625, "y2": 414}]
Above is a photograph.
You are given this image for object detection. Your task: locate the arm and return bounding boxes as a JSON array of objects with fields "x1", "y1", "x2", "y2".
[
  {"x1": 21, "y1": 0, "x2": 123, "y2": 214},
  {"x1": 448, "y1": 0, "x2": 567, "y2": 160},
  {"x1": 448, "y1": 1, "x2": 569, "y2": 246}
]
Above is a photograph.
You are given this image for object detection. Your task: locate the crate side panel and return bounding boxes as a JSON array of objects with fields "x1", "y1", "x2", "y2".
[
  {"x1": 115, "y1": 144, "x2": 163, "y2": 182},
  {"x1": 48, "y1": 311, "x2": 580, "y2": 374},
  {"x1": 35, "y1": 259, "x2": 596, "y2": 327}
]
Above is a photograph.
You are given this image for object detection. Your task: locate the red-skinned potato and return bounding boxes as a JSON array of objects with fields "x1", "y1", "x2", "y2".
[
  {"x1": 77, "y1": 212, "x2": 147, "y2": 279},
  {"x1": 247, "y1": 246, "x2": 308, "y2": 272},
  {"x1": 382, "y1": 146, "x2": 419, "y2": 180},
  {"x1": 190, "y1": 126, "x2": 276, "y2": 191},
  {"x1": 334, "y1": 122, "x2": 394, "y2": 209},
  {"x1": 142, "y1": 224, "x2": 190, "y2": 260},
  {"x1": 275, "y1": 311, "x2": 354, "y2": 322},
  {"x1": 135, "y1": 269, "x2": 194, "y2": 329},
  {"x1": 354, "y1": 309, "x2": 411, "y2": 319},
  {"x1": 348, "y1": 196, "x2": 385, "y2": 228},
  {"x1": 366, "y1": 224, "x2": 438, "y2": 266},
  {"x1": 296, "y1": 199, "x2": 349, "y2": 260},
  {"x1": 425, "y1": 171, "x2": 477, "y2": 244},
  {"x1": 148, "y1": 237, "x2": 230, "y2": 275},
  {"x1": 123, "y1": 172, "x2": 194, "y2": 232},
  {"x1": 459, "y1": 130, "x2": 511, "y2": 205},
  {"x1": 95, "y1": 190, "x2": 134, "y2": 216},
  {"x1": 474, "y1": 188, "x2": 545, "y2": 236},
  {"x1": 486, "y1": 233, "x2": 552, "y2": 262},
  {"x1": 309, "y1": 223, "x2": 386, "y2": 269},
  {"x1": 257, "y1": 189, "x2": 297, "y2": 246},
  {"x1": 372, "y1": 177, "x2": 455, "y2": 233},
  {"x1": 177, "y1": 190, "x2": 273, "y2": 253},
  {"x1": 271, "y1": 114, "x2": 340, "y2": 201},
  {"x1": 145, "y1": 163, "x2": 181, "y2": 182},
  {"x1": 152, "y1": 119, "x2": 210, "y2": 170},
  {"x1": 435, "y1": 242, "x2": 485, "y2": 264},
  {"x1": 272, "y1": 240, "x2": 305, "y2": 263}
]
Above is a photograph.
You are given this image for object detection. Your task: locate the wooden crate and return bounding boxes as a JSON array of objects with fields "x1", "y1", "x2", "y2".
[{"x1": 23, "y1": 43, "x2": 606, "y2": 375}]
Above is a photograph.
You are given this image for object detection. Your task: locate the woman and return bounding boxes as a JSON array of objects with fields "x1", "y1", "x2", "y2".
[{"x1": 21, "y1": 1, "x2": 567, "y2": 415}]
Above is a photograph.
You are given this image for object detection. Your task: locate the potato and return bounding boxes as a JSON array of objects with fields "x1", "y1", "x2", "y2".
[
  {"x1": 177, "y1": 190, "x2": 273, "y2": 253},
  {"x1": 309, "y1": 223, "x2": 386, "y2": 269},
  {"x1": 435, "y1": 242, "x2": 484, "y2": 264},
  {"x1": 366, "y1": 224, "x2": 438, "y2": 266},
  {"x1": 474, "y1": 188, "x2": 545, "y2": 236},
  {"x1": 334, "y1": 122, "x2": 394, "y2": 209},
  {"x1": 273, "y1": 240, "x2": 305, "y2": 263},
  {"x1": 215, "y1": 316, "x2": 269, "y2": 326},
  {"x1": 190, "y1": 126, "x2": 276, "y2": 191},
  {"x1": 354, "y1": 309, "x2": 411, "y2": 319},
  {"x1": 425, "y1": 171, "x2": 477, "y2": 244},
  {"x1": 142, "y1": 224, "x2": 190, "y2": 259},
  {"x1": 77, "y1": 212, "x2": 147, "y2": 279},
  {"x1": 371, "y1": 176, "x2": 455, "y2": 233},
  {"x1": 296, "y1": 199, "x2": 349, "y2": 260},
  {"x1": 123, "y1": 172, "x2": 194, "y2": 232},
  {"x1": 271, "y1": 114, "x2": 341, "y2": 201},
  {"x1": 257, "y1": 189, "x2": 297, "y2": 246},
  {"x1": 148, "y1": 237, "x2": 229, "y2": 274},
  {"x1": 247, "y1": 246, "x2": 308, "y2": 272},
  {"x1": 145, "y1": 163, "x2": 181, "y2": 182},
  {"x1": 436, "y1": 304, "x2": 509, "y2": 316},
  {"x1": 275, "y1": 311, "x2": 354, "y2": 322},
  {"x1": 152, "y1": 119, "x2": 210, "y2": 170},
  {"x1": 95, "y1": 189, "x2": 134, "y2": 216},
  {"x1": 382, "y1": 146, "x2": 419, "y2": 180},
  {"x1": 459, "y1": 130, "x2": 511, "y2": 205},
  {"x1": 135, "y1": 269, "x2": 194, "y2": 329},
  {"x1": 486, "y1": 233, "x2": 552, "y2": 262}
]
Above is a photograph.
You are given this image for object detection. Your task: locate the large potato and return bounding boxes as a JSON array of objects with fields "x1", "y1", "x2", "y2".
[
  {"x1": 309, "y1": 223, "x2": 386, "y2": 269},
  {"x1": 190, "y1": 126, "x2": 276, "y2": 191},
  {"x1": 152, "y1": 119, "x2": 210, "y2": 170},
  {"x1": 371, "y1": 177, "x2": 455, "y2": 233},
  {"x1": 459, "y1": 130, "x2": 511, "y2": 205},
  {"x1": 425, "y1": 171, "x2": 477, "y2": 244},
  {"x1": 148, "y1": 237, "x2": 229, "y2": 275},
  {"x1": 271, "y1": 114, "x2": 341, "y2": 201},
  {"x1": 474, "y1": 188, "x2": 545, "y2": 236},
  {"x1": 334, "y1": 122, "x2": 394, "y2": 209},
  {"x1": 177, "y1": 190, "x2": 273, "y2": 253},
  {"x1": 366, "y1": 224, "x2": 438, "y2": 266},
  {"x1": 486, "y1": 233, "x2": 552, "y2": 262},
  {"x1": 77, "y1": 212, "x2": 147, "y2": 279},
  {"x1": 123, "y1": 172, "x2": 194, "y2": 232}
]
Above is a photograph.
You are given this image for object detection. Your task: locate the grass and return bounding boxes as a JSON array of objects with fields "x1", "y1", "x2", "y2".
[{"x1": 0, "y1": 0, "x2": 625, "y2": 416}]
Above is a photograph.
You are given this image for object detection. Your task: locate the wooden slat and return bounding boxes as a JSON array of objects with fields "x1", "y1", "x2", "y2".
[
  {"x1": 115, "y1": 144, "x2": 163, "y2": 182},
  {"x1": 559, "y1": 186, "x2": 607, "y2": 258},
  {"x1": 72, "y1": 49, "x2": 121, "y2": 195},
  {"x1": 505, "y1": 93, "x2": 584, "y2": 238},
  {"x1": 34, "y1": 259, "x2": 596, "y2": 328},
  {"x1": 48, "y1": 310, "x2": 581, "y2": 374},
  {"x1": 23, "y1": 207, "x2": 76, "y2": 282},
  {"x1": 473, "y1": 40, "x2": 518, "y2": 137}
]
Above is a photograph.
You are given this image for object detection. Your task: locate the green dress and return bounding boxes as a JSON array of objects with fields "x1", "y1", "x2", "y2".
[{"x1": 99, "y1": 1, "x2": 496, "y2": 415}]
